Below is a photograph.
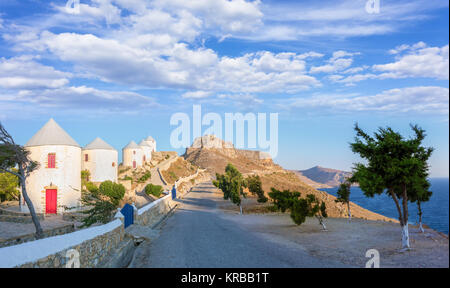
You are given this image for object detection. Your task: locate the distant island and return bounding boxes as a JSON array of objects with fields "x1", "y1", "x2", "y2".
[{"x1": 292, "y1": 166, "x2": 353, "y2": 188}]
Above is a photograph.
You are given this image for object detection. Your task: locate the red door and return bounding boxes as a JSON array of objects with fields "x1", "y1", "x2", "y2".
[
  {"x1": 46, "y1": 189, "x2": 57, "y2": 214},
  {"x1": 133, "y1": 161, "x2": 136, "y2": 168}
]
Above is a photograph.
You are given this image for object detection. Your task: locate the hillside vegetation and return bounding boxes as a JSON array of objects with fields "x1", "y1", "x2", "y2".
[{"x1": 184, "y1": 135, "x2": 395, "y2": 222}]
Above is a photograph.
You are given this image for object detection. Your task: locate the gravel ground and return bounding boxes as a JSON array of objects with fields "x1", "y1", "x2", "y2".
[
  {"x1": 0, "y1": 215, "x2": 73, "y2": 240},
  {"x1": 131, "y1": 182, "x2": 449, "y2": 268}
]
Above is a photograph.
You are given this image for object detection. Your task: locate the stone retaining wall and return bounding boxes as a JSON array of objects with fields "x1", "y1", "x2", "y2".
[{"x1": 0, "y1": 223, "x2": 75, "y2": 249}]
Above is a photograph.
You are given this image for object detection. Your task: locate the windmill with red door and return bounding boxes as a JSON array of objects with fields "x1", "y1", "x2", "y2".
[{"x1": 22, "y1": 119, "x2": 82, "y2": 214}]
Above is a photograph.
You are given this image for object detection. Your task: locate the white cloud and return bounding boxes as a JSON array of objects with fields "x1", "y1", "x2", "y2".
[
  {"x1": 253, "y1": 0, "x2": 448, "y2": 40},
  {"x1": 287, "y1": 86, "x2": 449, "y2": 114},
  {"x1": 1, "y1": 85, "x2": 157, "y2": 113},
  {"x1": 16, "y1": 31, "x2": 320, "y2": 93},
  {"x1": 374, "y1": 44, "x2": 449, "y2": 80},
  {"x1": 182, "y1": 90, "x2": 212, "y2": 99},
  {"x1": 0, "y1": 56, "x2": 71, "y2": 89},
  {"x1": 152, "y1": 0, "x2": 263, "y2": 33},
  {"x1": 310, "y1": 51, "x2": 359, "y2": 74},
  {"x1": 330, "y1": 43, "x2": 449, "y2": 85}
]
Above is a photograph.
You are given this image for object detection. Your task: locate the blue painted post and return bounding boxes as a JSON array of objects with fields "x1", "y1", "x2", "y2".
[
  {"x1": 120, "y1": 203, "x2": 134, "y2": 228},
  {"x1": 171, "y1": 184, "x2": 177, "y2": 200}
]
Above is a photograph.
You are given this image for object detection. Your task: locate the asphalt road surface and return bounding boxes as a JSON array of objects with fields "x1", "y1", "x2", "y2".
[{"x1": 130, "y1": 182, "x2": 349, "y2": 268}]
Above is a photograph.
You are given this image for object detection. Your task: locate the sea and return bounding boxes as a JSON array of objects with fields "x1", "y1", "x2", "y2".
[{"x1": 319, "y1": 178, "x2": 449, "y2": 234}]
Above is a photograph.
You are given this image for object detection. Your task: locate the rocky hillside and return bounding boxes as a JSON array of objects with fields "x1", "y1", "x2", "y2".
[
  {"x1": 184, "y1": 135, "x2": 283, "y2": 176},
  {"x1": 296, "y1": 166, "x2": 353, "y2": 188},
  {"x1": 184, "y1": 135, "x2": 395, "y2": 222}
]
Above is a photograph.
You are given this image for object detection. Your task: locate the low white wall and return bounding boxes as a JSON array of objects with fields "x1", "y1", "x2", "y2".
[{"x1": 0, "y1": 219, "x2": 123, "y2": 268}]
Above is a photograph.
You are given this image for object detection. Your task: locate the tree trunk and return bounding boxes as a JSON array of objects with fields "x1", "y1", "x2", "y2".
[
  {"x1": 19, "y1": 167, "x2": 43, "y2": 239},
  {"x1": 317, "y1": 216, "x2": 327, "y2": 231},
  {"x1": 389, "y1": 189, "x2": 403, "y2": 225},
  {"x1": 401, "y1": 184, "x2": 410, "y2": 249},
  {"x1": 239, "y1": 204, "x2": 243, "y2": 215},
  {"x1": 347, "y1": 202, "x2": 352, "y2": 221},
  {"x1": 389, "y1": 188, "x2": 410, "y2": 249},
  {"x1": 401, "y1": 224, "x2": 410, "y2": 249},
  {"x1": 418, "y1": 201, "x2": 424, "y2": 233}
]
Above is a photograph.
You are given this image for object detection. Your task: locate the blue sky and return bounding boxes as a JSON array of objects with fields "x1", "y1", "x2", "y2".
[{"x1": 0, "y1": 0, "x2": 448, "y2": 177}]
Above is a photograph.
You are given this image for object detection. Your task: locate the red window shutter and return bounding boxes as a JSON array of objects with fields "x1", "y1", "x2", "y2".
[
  {"x1": 48, "y1": 154, "x2": 56, "y2": 168},
  {"x1": 85, "y1": 154, "x2": 88, "y2": 162}
]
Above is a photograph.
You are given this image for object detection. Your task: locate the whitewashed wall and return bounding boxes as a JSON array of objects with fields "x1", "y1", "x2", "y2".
[
  {"x1": 82, "y1": 149, "x2": 118, "y2": 183},
  {"x1": 122, "y1": 147, "x2": 143, "y2": 168},
  {"x1": 139, "y1": 145, "x2": 152, "y2": 163},
  {"x1": 24, "y1": 145, "x2": 81, "y2": 214}
]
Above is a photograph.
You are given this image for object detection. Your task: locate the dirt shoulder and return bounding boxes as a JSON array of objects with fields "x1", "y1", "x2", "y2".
[{"x1": 213, "y1": 186, "x2": 449, "y2": 268}]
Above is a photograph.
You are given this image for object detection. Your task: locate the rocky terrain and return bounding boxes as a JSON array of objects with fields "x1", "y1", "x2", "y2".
[
  {"x1": 184, "y1": 135, "x2": 395, "y2": 222},
  {"x1": 294, "y1": 166, "x2": 353, "y2": 188}
]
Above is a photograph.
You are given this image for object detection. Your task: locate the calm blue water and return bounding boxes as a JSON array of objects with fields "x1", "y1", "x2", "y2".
[{"x1": 319, "y1": 178, "x2": 449, "y2": 234}]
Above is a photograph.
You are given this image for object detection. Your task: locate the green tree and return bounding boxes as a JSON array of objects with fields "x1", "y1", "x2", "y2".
[
  {"x1": 268, "y1": 188, "x2": 300, "y2": 212},
  {"x1": 0, "y1": 169, "x2": 19, "y2": 202},
  {"x1": 350, "y1": 124, "x2": 433, "y2": 249},
  {"x1": 335, "y1": 180, "x2": 352, "y2": 220},
  {"x1": 0, "y1": 123, "x2": 43, "y2": 238},
  {"x1": 245, "y1": 175, "x2": 268, "y2": 203},
  {"x1": 213, "y1": 163, "x2": 246, "y2": 214},
  {"x1": 269, "y1": 188, "x2": 328, "y2": 230},
  {"x1": 80, "y1": 181, "x2": 126, "y2": 227},
  {"x1": 291, "y1": 194, "x2": 328, "y2": 230},
  {"x1": 408, "y1": 172, "x2": 432, "y2": 233}
]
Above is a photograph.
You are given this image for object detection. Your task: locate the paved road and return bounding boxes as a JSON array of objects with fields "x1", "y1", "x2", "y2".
[{"x1": 131, "y1": 182, "x2": 349, "y2": 268}]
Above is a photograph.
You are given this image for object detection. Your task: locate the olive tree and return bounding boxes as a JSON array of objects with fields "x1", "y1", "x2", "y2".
[
  {"x1": 350, "y1": 124, "x2": 433, "y2": 249},
  {"x1": 335, "y1": 180, "x2": 352, "y2": 221},
  {"x1": 213, "y1": 164, "x2": 246, "y2": 214},
  {"x1": 0, "y1": 122, "x2": 43, "y2": 238}
]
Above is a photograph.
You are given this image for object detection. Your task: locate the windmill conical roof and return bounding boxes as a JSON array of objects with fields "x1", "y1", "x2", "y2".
[
  {"x1": 83, "y1": 137, "x2": 116, "y2": 151},
  {"x1": 25, "y1": 118, "x2": 80, "y2": 148},
  {"x1": 123, "y1": 141, "x2": 141, "y2": 149},
  {"x1": 139, "y1": 140, "x2": 151, "y2": 147}
]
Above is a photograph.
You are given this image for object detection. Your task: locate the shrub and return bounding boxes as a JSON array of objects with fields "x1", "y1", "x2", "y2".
[
  {"x1": 85, "y1": 182, "x2": 98, "y2": 194},
  {"x1": 246, "y1": 175, "x2": 268, "y2": 203},
  {"x1": 80, "y1": 181, "x2": 126, "y2": 227},
  {"x1": 138, "y1": 171, "x2": 151, "y2": 183},
  {"x1": 145, "y1": 183, "x2": 163, "y2": 197},
  {"x1": 268, "y1": 188, "x2": 300, "y2": 212},
  {"x1": 0, "y1": 170, "x2": 19, "y2": 202},
  {"x1": 81, "y1": 170, "x2": 90, "y2": 186},
  {"x1": 99, "y1": 181, "x2": 125, "y2": 206},
  {"x1": 121, "y1": 176, "x2": 132, "y2": 181}
]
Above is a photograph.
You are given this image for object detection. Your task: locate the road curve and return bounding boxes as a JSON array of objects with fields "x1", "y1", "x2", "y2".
[{"x1": 130, "y1": 182, "x2": 349, "y2": 268}]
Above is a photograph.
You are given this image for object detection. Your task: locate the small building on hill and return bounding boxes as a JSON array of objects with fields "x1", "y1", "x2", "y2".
[
  {"x1": 122, "y1": 141, "x2": 143, "y2": 168},
  {"x1": 144, "y1": 136, "x2": 156, "y2": 152},
  {"x1": 139, "y1": 140, "x2": 152, "y2": 164},
  {"x1": 23, "y1": 119, "x2": 81, "y2": 214},
  {"x1": 82, "y1": 137, "x2": 118, "y2": 183}
]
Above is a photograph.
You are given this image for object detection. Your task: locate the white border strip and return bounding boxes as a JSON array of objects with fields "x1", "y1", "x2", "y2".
[
  {"x1": 137, "y1": 194, "x2": 170, "y2": 216},
  {"x1": 0, "y1": 219, "x2": 122, "y2": 268}
]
